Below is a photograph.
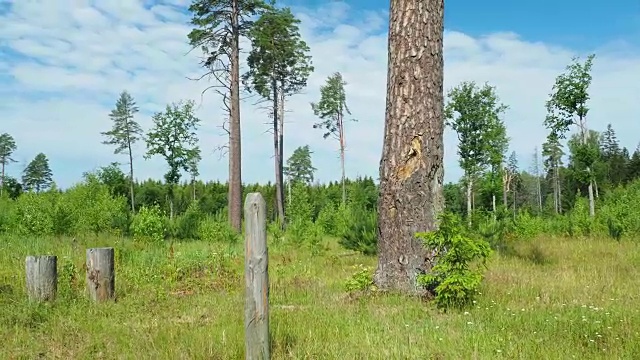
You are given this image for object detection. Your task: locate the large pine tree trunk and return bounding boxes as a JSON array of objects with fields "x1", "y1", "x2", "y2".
[
  {"x1": 272, "y1": 80, "x2": 285, "y2": 226},
  {"x1": 374, "y1": 0, "x2": 445, "y2": 295},
  {"x1": 278, "y1": 88, "x2": 286, "y2": 219},
  {"x1": 228, "y1": 0, "x2": 243, "y2": 232}
]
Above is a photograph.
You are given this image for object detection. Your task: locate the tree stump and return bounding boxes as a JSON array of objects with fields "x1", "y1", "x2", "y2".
[
  {"x1": 25, "y1": 255, "x2": 57, "y2": 301},
  {"x1": 86, "y1": 247, "x2": 115, "y2": 302},
  {"x1": 244, "y1": 193, "x2": 270, "y2": 359}
]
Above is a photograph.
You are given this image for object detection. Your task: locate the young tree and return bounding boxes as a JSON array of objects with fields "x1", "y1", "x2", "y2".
[
  {"x1": 284, "y1": 145, "x2": 316, "y2": 185},
  {"x1": 530, "y1": 146, "x2": 543, "y2": 213},
  {"x1": 544, "y1": 54, "x2": 596, "y2": 216},
  {"x1": 445, "y1": 81, "x2": 508, "y2": 224},
  {"x1": 244, "y1": 5, "x2": 313, "y2": 224},
  {"x1": 101, "y1": 90, "x2": 143, "y2": 212},
  {"x1": 374, "y1": 0, "x2": 445, "y2": 294},
  {"x1": 187, "y1": 0, "x2": 270, "y2": 232},
  {"x1": 311, "y1": 72, "x2": 354, "y2": 205},
  {"x1": 22, "y1": 153, "x2": 53, "y2": 193},
  {"x1": 145, "y1": 100, "x2": 201, "y2": 220},
  {"x1": 485, "y1": 115, "x2": 509, "y2": 212},
  {"x1": 188, "y1": 152, "x2": 202, "y2": 201},
  {"x1": 0, "y1": 133, "x2": 17, "y2": 197},
  {"x1": 542, "y1": 132, "x2": 564, "y2": 214},
  {"x1": 600, "y1": 123, "x2": 626, "y2": 187},
  {"x1": 506, "y1": 151, "x2": 519, "y2": 217}
]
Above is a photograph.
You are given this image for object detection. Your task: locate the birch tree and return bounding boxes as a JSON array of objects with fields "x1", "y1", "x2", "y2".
[
  {"x1": 544, "y1": 54, "x2": 596, "y2": 216},
  {"x1": 445, "y1": 81, "x2": 508, "y2": 225}
]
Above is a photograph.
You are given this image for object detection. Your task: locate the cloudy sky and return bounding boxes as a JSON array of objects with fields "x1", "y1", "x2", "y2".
[{"x1": 1, "y1": 0, "x2": 639, "y2": 189}]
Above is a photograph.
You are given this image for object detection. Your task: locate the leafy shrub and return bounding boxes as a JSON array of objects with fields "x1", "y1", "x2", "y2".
[
  {"x1": 198, "y1": 211, "x2": 239, "y2": 245},
  {"x1": 62, "y1": 174, "x2": 129, "y2": 236},
  {"x1": 131, "y1": 205, "x2": 167, "y2": 243},
  {"x1": 344, "y1": 264, "x2": 375, "y2": 293},
  {"x1": 175, "y1": 201, "x2": 205, "y2": 240},
  {"x1": 267, "y1": 217, "x2": 285, "y2": 245},
  {"x1": 339, "y1": 208, "x2": 377, "y2": 256},
  {"x1": 417, "y1": 212, "x2": 492, "y2": 310},
  {"x1": 0, "y1": 197, "x2": 15, "y2": 233},
  {"x1": 14, "y1": 192, "x2": 56, "y2": 236}
]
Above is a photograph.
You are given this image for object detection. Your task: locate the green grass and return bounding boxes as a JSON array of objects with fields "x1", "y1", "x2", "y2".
[{"x1": 1, "y1": 234, "x2": 639, "y2": 359}]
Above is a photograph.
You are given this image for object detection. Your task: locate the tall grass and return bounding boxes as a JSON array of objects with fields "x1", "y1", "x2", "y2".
[{"x1": 1, "y1": 233, "x2": 639, "y2": 359}]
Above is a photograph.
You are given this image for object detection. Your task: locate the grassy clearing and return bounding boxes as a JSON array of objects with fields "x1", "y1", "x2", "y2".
[{"x1": 1, "y1": 235, "x2": 639, "y2": 359}]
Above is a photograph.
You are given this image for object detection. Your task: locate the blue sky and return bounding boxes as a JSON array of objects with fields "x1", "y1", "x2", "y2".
[{"x1": 1, "y1": 0, "x2": 640, "y2": 189}]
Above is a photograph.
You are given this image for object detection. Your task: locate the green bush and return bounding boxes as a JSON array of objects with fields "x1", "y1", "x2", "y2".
[
  {"x1": 417, "y1": 212, "x2": 492, "y2": 311},
  {"x1": 131, "y1": 205, "x2": 167, "y2": 243},
  {"x1": 198, "y1": 211, "x2": 239, "y2": 245},
  {"x1": 338, "y1": 208, "x2": 377, "y2": 256},
  {"x1": 175, "y1": 201, "x2": 205, "y2": 240},
  {"x1": 14, "y1": 192, "x2": 57, "y2": 236}
]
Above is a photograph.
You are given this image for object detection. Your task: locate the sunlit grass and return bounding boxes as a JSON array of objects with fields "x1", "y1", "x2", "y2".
[{"x1": 1, "y1": 234, "x2": 639, "y2": 359}]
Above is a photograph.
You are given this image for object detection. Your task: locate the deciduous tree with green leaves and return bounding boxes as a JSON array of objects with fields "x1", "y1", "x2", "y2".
[
  {"x1": 144, "y1": 100, "x2": 201, "y2": 220},
  {"x1": 101, "y1": 90, "x2": 143, "y2": 212},
  {"x1": 445, "y1": 81, "x2": 508, "y2": 224},
  {"x1": 22, "y1": 152, "x2": 53, "y2": 193},
  {"x1": 244, "y1": 4, "x2": 313, "y2": 224},
  {"x1": 544, "y1": 54, "x2": 596, "y2": 216},
  {"x1": 311, "y1": 72, "x2": 354, "y2": 205},
  {"x1": 187, "y1": 0, "x2": 270, "y2": 232},
  {"x1": 0, "y1": 133, "x2": 17, "y2": 197}
]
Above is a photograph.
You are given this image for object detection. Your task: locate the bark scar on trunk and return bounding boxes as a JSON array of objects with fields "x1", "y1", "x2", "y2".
[{"x1": 396, "y1": 135, "x2": 423, "y2": 181}]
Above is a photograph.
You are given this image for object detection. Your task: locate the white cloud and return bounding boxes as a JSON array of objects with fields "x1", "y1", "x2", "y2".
[{"x1": 0, "y1": 0, "x2": 639, "y2": 188}]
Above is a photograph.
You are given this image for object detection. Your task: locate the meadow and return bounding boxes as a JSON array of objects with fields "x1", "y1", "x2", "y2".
[{"x1": 2, "y1": 231, "x2": 639, "y2": 359}]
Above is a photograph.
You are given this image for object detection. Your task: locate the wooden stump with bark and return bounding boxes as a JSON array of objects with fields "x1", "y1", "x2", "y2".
[{"x1": 86, "y1": 247, "x2": 115, "y2": 302}]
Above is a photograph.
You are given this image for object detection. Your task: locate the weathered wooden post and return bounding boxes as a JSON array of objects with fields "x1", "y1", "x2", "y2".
[
  {"x1": 25, "y1": 255, "x2": 57, "y2": 301},
  {"x1": 86, "y1": 247, "x2": 115, "y2": 302},
  {"x1": 244, "y1": 193, "x2": 270, "y2": 360}
]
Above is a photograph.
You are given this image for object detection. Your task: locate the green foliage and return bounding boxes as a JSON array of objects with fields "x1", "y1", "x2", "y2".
[
  {"x1": 0, "y1": 132, "x2": 18, "y2": 197},
  {"x1": 243, "y1": 5, "x2": 313, "y2": 99},
  {"x1": 62, "y1": 173, "x2": 129, "y2": 236},
  {"x1": 339, "y1": 209, "x2": 377, "y2": 256},
  {"x1": 445, "y1": 81, "x2": 509, "y2": 179},
  {"x1": 174, "y1": 201, "x2": 205, "y2": 240},
  {"x1": 13, "y1": 192, "x2": 56, "y2": 236},
  {"x1": 145, "y1": 100, "x2": 201, "y2": 189},
  {"x1": 311, "y1": 72, "x2": 354, "y2": 139},
  {"x1": 284, "y1": 145, "x2": 316, "y2": 185},
  {"x1": 544, "y1": 54, "x2": 595, "y2": 137},
  {"x1": 198, "y1": 212, "x2": 240, "y2": 245},
  {"x1": 22, "y1": 153, "x2": 53, "y2": 193},
  {"x1": 344, "y1": 264, "x2": 375, "y2": 293},
  {"x1": 417, "y1": 212, "x2": 492, "y2": 310},
  {"x1": 132, "y1": 205, "x2": 167, "y2": 243}
]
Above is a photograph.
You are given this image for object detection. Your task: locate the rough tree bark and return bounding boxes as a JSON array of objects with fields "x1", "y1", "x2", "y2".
[
  {"x1": 374, "y1": 0, "x2": 445, "y2": 295},
  {"x1": 86, "y1": 247, "x2": 115, "y2": 302},
  {"x1": 228, "y1": 0, "x2": 243, "y2": 232},
  {"x1": 272, "y1": 81, "x2": 285, "y2": 225}
]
